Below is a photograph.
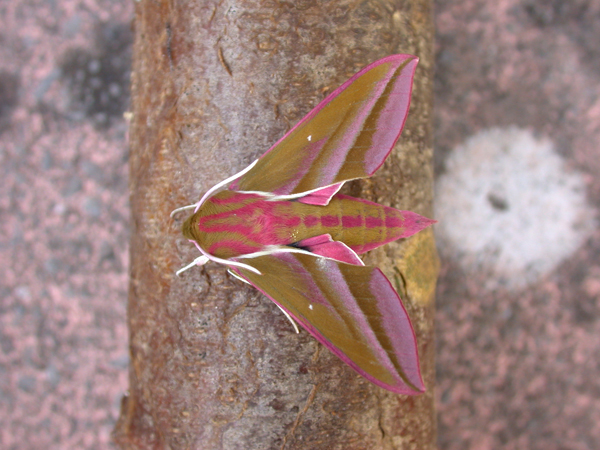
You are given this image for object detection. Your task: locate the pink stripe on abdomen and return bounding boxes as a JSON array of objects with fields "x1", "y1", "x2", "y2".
[{"x1": 207, "y1": 239, "x2": 263, "y2": 257}]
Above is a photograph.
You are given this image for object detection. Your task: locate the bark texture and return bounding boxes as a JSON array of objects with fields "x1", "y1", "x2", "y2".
[{"x1": 114, "y1": 0, "x2": 437, "y2": 449}]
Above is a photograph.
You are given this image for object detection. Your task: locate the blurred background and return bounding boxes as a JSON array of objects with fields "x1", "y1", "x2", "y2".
[{"x1": 1, "y1": 1, "x2": 598, "y2": 449}]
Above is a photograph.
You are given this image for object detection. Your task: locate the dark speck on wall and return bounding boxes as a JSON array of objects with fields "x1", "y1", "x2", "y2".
[
  {"x1": 0, "y1": 71, "x2": 20, "y2": 132},
  {"x1": 60, "y1": 23, "x2": 132, "y2": 129}
]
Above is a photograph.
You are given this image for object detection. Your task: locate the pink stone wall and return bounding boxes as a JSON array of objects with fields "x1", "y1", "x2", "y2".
[
  {"x1": 435, "y1": 2, "x2": 600, "y2": 449},
  {"x1": 0, "y1": 2, "x2": 132, "y2": 448}
]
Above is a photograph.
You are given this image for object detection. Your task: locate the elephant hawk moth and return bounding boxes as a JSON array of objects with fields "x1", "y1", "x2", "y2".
[{"x1": 173, "y1": 55, "x2": 434, "y2": 394}]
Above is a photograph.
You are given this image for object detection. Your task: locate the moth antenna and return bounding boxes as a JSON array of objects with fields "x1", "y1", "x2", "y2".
[
  {"x1": 236, "y1": 246, "x2": 313, "y2": 259},
  {"x1": 170, "y1": 159, "x2": 260, "y2": 218},
  {"x1": 193, "y1": 159, "x2": 259, "y2": 213},
  {"x1": 170, "y1": 204, "x2": 197, "y2": 218}
]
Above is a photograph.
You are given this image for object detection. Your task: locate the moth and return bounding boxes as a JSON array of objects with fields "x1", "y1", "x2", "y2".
[{"x1": 173, "y1": 54, "x2": 434, "y2": 394}]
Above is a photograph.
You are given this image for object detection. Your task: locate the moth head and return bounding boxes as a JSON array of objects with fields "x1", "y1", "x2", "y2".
[{"x1": 182, "y1": 212, "x2": 200, "y2": 242}]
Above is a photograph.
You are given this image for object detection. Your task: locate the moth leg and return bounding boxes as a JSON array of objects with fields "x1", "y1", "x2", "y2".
[
  {"x1": 274, "y1": 304, "x2": 300, "y2": 334},
  {"x1": 227, "y1": 269, "x2": 251, "y2": 285},
  {"x1": 227, "y1": 270, "x2": 299, "y2": 333},
  {"x1": 176, "y1": 255, "x2": 209, "y2": 276}
]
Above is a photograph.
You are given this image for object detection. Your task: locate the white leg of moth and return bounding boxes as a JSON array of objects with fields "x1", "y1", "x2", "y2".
[
  {"x1": 176, "y1": 255, "x2": 209, "y2": 276},
  {"x1": 228, "y1": 271, "x2": 298, "y2": 332},
  {"x1": 227, "y1": 269, "x2": 252, "y2": 285},
  {"x1": 275, "y1": 304, "x2": 300, "y2": 334}
]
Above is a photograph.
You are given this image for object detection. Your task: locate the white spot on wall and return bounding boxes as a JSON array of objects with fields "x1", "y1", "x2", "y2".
[{"x1": 435, "y1": 127, "x2": 595, "y2": 290}]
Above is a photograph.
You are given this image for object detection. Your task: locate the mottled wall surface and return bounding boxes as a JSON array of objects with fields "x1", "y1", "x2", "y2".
[
  {"x1": 434, "y1": 2, "x2": 600, "y2": 449},
  {"x1": 0, "y1": 1, "x2": 132, "y2": 449}
]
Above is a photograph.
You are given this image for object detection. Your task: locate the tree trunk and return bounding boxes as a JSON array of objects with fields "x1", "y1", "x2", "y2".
[{"x1": 114, "y1": 0, "x2": 438, "y2": 449}]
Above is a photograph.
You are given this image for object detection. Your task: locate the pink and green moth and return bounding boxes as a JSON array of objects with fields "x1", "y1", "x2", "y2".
[{"x1": 173, "y1": 54, "x2": 434, "y2": 394}]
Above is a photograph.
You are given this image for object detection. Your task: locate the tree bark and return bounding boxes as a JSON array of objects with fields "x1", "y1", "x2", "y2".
[{"x1": 114, "y1": 1, "x2": 438, "y2": 449}]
